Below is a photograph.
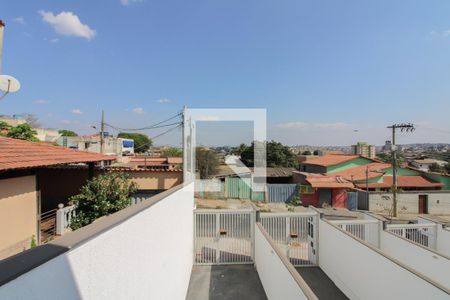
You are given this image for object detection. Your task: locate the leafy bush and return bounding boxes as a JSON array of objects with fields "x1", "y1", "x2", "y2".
[{"x1": 69, "y1": 172, "x2": 138, "y2": 230}]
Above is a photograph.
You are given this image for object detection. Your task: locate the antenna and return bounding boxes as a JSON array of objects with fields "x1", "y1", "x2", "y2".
[{"x1": 0, "y1": 20, "x2": 21, "y2": 101}]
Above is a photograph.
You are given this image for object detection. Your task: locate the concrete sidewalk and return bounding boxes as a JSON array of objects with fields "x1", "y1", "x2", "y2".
[{"x1": 186, "y1": 265, "x2": 267, "y2": 300}]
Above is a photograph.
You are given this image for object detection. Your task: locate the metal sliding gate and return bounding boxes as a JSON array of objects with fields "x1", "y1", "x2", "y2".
[
  {"x1": 194, "y1": 209, "x2": 255, "y2": 265},
  {"x1": 260, "y1": 212, "x2": 318, "y2": 266}
]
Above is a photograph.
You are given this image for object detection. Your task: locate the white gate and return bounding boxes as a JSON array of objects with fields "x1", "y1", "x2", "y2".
[
  {"x1": 260, "y1": 212, "x2": 318, "y2": 266},
  {"x1": 331, "y1": 219, "x2": 380, "y2": 248},
  {"x1": 194, "y1": 209, "x2": 255, "y2": 265},
  {"x1": 386, "y1": 223, "x2": 437, "y2": 249}
]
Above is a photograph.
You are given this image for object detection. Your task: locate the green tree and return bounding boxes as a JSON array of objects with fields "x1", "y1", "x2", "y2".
[
  {"x1": 160, "y1": 147, "x2": 183, "y2": 157},
  {"x1": 313, "y1": 150, "x2": 319, "y2": 156},
  {"x1": 377, "y1": 153, "x2": 405, "y2": 166},
  {"x1": 233, "y1": 143, "x2": 248, "y2": 155},
  {"x1": 0, "y1": 121, "x2": 11, "y2": 136},
  {"x1": 240, "y1": 140, "x2": 298, "y2": 168},
  {"x1": 196, "y1": 147, "x2": 220, "y2": 179},
  {"x1": 69, "y1": 172, "x2": 138, "y2": 230},
  {"x1": 302, "y1": 150, "x2": 312, "y2": 155},
  {"x1": 59, "y1": 129, "x2": 78, "y2": 137},
  {"x1": 118, "y1": 132, "x2": 152, "y2": 153},
  {"x1": 429, "y1": 162, "x2": 445, "y2": 173},
  {"x1": 0, "y1": 121, "x2": 11, "y2": 131},
  {"x1": 6, "y1": 124, "x2": 38, "y2": 141}
]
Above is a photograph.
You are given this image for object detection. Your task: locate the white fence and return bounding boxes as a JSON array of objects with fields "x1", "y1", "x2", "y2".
[
  {"x1": 260, "y1": 212, "x2": 318, "y2": 266},
  {"x1": 194, "y1": 209, "x2": 255, "y2": 265},
  {"x1": 56, "y1": 204, "x2": 77, "y2": 236},
  {"x1": 386, "y1": 223, "x2": 437, "y2": 250},
  {"x1": 254, "y1": 223, "x2": 318, "y2": 300},
  {"x1": 318, "y1": 219, "x2": 449, "y2": 299},
  {"x1": 330, "y1": 219, "x2": 380, "y2": 248}
]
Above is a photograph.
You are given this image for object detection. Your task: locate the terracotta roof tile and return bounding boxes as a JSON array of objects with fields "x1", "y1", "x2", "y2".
[
  {"x1": 0, "y1": 136, "x2": 115, "y2": 171},
  {"x1": 329, "y1": 162, "x2": 391, "y2": 181},
  {"x1": 306, "y1": 175, "x2": 354, "y2": 189},
  {"x1": 355, "y1": 176, "x2": 444, "y2": 189},
  {"x1": 302, "y1": 155, "x2": 360, "y2": 167}
]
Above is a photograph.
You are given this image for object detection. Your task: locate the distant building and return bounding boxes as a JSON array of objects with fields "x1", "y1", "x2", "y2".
[
  {"x1": 411, "y1": 159, "x2": 448, "y2": 172},
  {"x1": 56, "y1": 135, "x2": 134, "y2": 156},
  {"x1": 0, "y1": 115, "x2": 27, "y2": 127},
  {"x1": 382, "y1": 140, "x2": 403, "y2": 153},
  {"x1": 351, "y1": 141, "x2": 376, "y2": 158},
  {"x1": 0, "y1": 114, "x2": 61, "y2": 142}
]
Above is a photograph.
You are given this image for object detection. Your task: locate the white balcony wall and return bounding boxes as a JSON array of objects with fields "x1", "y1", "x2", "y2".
[
  {"x1": 0, "y1": 183, "x2": 194, "y2": 300},
  {"x1": 380, "y1": 230, "x2": 450, "y2": 289},
  {"x1": 254, "y1": 224, "x2": 317, "y2": 300},
  {"x1": 437, "y1": 226, "x2": 450, "y2": 256},
  {"x1": 318, "y1": 219, "x2": 449, "y2": 300},
  {"x1": 418, "y1": 217, "x2": 450, "y2": 256}
]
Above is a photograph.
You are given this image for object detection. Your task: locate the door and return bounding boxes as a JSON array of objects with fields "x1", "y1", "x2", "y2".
[{"x1": 418, "y1": 195, "x2": 428, "y2": 214}]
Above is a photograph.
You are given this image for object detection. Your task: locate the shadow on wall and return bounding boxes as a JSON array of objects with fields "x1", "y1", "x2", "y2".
[{"x1": 0, "y1": 244, "x2": 82, "y2": 299}]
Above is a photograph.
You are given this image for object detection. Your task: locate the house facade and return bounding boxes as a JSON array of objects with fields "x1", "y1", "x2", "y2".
[{"x1": 0, "y1": 137, "x2": 114, "y2": 259}]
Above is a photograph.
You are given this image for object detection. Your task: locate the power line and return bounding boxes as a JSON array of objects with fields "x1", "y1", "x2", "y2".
[
  {"x1": 133, "y1": 124, "x2": 182, "y2": 151},
  {"x1": 104, "y1": 121, "x2": 181, "y2": 132},
  {"x1": 106, "y1": 112, "x2": 182, "y2": 132}
]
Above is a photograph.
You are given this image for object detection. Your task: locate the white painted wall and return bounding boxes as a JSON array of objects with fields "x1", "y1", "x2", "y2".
[
  {"x1": 368, "y1": 192, "x2": 450, "y2": 215},
  {"x1": 380, "y1": 230, "x2": 450, "y2": 289},
  {"x1": 0, "y1": 183, "x2": 195, "y2": 300},
  {"x1": 418, "y1": 217, "x2": 450, "y2": 257},
  {"x1": 437, "y1": 226, "x2": 450, "y2": 257},
  {"x1": 318, "y1": 220, "x2": 449, "y2": 299},
  {"x1": 254, "y1": 225, "x2": 312, "y2": 300}
]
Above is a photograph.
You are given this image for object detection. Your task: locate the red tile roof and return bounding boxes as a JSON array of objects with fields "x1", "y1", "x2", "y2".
[
  {"x1": 355, "y1": 176, "x2": 444, "y2": 189},
  {"x1": 0, "y1": 136, "x2": 115, "y2": 171},
  {"x1": 329, "y1": 162, "x2": 391, "y2": 181},
  {"x1": 306, "y1": 175, "x2": 354, "y2": 189},
  {"x1": 302, "y1": 155, "x2": 360, "y2": 167}
]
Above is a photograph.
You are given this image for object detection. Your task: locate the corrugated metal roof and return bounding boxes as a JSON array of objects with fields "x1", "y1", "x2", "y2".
[{"x1": 0, "y1": 136, "x2": 115, "y2": 171}]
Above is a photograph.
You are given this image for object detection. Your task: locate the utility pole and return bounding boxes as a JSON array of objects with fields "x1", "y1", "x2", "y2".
[
  {"x1": 365, "y1": 165, "x2": 369, "y2": 194},
  {"x1": 100, "y1": 110, "x2": 105, "y2": 154},
  {"x1": 387, "y1": 123, "x2": 415, "y2": 217},
  {"x1": 0, "y1": 20, "x2": 4, "y2": 74}
]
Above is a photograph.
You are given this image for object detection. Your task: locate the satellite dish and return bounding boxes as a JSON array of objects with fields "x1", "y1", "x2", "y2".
[{"x1": 0, "y1": 75, "x2": 21, "y2": 93}]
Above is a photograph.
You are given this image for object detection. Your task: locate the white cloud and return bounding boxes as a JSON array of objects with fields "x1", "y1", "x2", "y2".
[
  {"x1": 71, "y1": 109, "x2": 83, "y2": 115},
  {"x1": 157, "y1": 98, "x2": 171, "y2": 103},
  {"x1": 443, "y1": 30, "x2": 450, "y2": 37},
  {"x1": 61, "y1": 119, "x2": 71, "y2": 124},
  {"x1": 12, "y1": 16, "x2": 26, "y2": 25},
  {"x1": 120, "y1": 0, "x2": 142, "y2": 6},
  {"x1": 132, "y1": 107, "x2": 144, "y2": 114},
  {"x1": 276, "y1": 121, "x2": 349, "y2": 130},
  {"x1": 313, "y1": 122, "x2": 349, "y2": 129},
  {"x1": 34, "y1": 99, "x2": 49, "y2": 104},
  {"x1": 50, "y1": 38, "x2": 59, "y2": 43},
  {"x1": 276, "y1": 122, "x2": 308, "y2": 129},
  {"x1": 39, "y1": 10, "x2": 96, "y2": 40}
]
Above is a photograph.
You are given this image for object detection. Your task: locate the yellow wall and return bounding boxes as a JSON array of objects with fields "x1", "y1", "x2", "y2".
[
  {"x1": 128, "y1": 171, "x2": 183, "y2": 190},
  {"x1": 0, "y1": 175, "x2": 37, "y2": 258}
]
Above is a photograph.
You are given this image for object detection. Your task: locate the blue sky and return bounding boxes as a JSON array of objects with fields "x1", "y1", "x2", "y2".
[{"x1": 2, "y1": 0, "x2": 450, "y2": 146}]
